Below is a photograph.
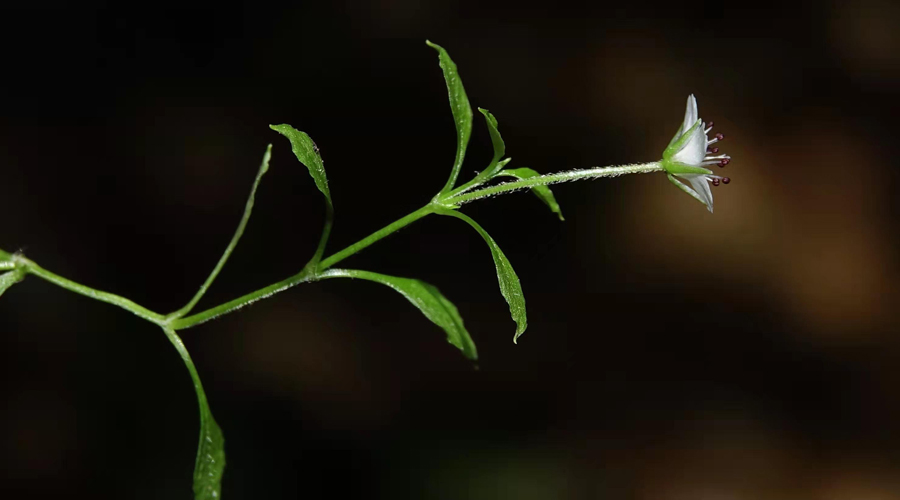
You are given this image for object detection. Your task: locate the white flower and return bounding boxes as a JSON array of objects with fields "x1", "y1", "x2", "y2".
[{"x1": 661, "y1": 95, "x2": 731, "y2": 213}]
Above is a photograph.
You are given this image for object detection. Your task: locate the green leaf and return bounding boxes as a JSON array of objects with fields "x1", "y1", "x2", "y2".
[
  {"x1": 436, "y1": 209, "x2": 527, "y2": 343},
  {"x1": 476, "y1": 107, "x2": 505, "y2": 179},
  {"x1": 269, "y1": 124, "x2": 334, "y2": 265},
  {"x1": 426, "y1": 40, "x2": 473, "y2": 193},
  {"x1": 498, "y1": 168, "x2": 565, "y2": 221},
  {"x1": 269, "y1": 125, "x2": 330, "y2": 202},
  {"x1": 320, "y1": 269, "x2": 477, "y2": 360},
  {"x1": 0, "y1": 269, "x2": 25, "y2": 298},
  {"x1": 161, "y1": 327, "x2": 226, "y2": 500}
]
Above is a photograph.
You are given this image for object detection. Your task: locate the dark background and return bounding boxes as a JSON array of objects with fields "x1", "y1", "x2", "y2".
[{"x1": 3, "y1": 2, "x2": 900, "y2": 499}]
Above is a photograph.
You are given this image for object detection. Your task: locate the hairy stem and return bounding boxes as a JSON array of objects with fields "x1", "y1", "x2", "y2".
[
  {"x1": 169, "y1": 145, "x2": 272, "y2": 320},
  {"x1": 316, "y1": 205, "x2": 435, "y2": 271},
  {"x1": 170, "y1": 271, "x2": 314, "y2": 329},
  {"x1": 446, "y1": 162, "x2": 662, "y2": 205},
  {"x1": 18, "y1": 255, "x2": 167, "y2": 325}
]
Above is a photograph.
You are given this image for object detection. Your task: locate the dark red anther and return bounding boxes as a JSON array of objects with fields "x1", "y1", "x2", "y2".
[
  {"x1": 718, "y1": 158, "x2": 731, "y2": 167},
  {"x1": 712, "y1": 179, "x2": 720, "y2": 187},
  {"x1": 708, "y1": 147, "x2": 719, "y2": 154},
  {"x1": 707, "y1": 121, "x2": 714, "y2": 128},
  {"x1": 715, "y1": 132, "x2": 725, "y2": 141},
  {"x1": 722, "y1": 177, "x2": 730, "y2": 184}
]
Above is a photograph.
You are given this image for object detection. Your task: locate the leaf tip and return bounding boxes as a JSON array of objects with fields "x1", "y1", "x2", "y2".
[{"x1": 513, "y1": 327, "x2": 526, "y2": 344}]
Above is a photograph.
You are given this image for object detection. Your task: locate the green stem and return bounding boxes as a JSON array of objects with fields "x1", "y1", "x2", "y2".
[
  {"x1": 170, "y1": 270, "x2": 313, "y2": 329},
  {"x1": 446, "y1": 162, "x2": 662, "y2": 205},
  {"x1": 310, "y1": 200, "x2": 334, "y2": 267},
  {"x1": 169, "y1": 145, "x2": 272, "y2": 320},
  {"x1": 173, "y1": 205, "x2": 433, "y2": 328},
  {"x1": 316, "y1": 204, "x2": 435, "y2": 271},
  {"x1": 20, "y1": 256, "x2": 167, "y2": 325}
]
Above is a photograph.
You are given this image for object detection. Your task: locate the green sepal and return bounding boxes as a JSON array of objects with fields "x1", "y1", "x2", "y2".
[
  {"x1": 662, "y1": 119, "x2": 701, "y2": 160},
  {"x1": 660, "y1": 158, "x2": 713, "y2": 176}
]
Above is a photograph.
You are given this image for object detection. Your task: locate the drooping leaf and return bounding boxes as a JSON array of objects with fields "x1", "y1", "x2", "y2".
[
  {"x1": 269, "y1": 124, "x2": 334, "y2": 264},
  {"x1": 0, "y1": 269, "x2": 25, "y2": 298},
  {"x1": 436, "y1": 209, "x2": 527, "y2": 343},
  {"x1": 476, "y1": 107, "x2": 505, "y2": 179},
  {"x1": 426, "y1": 40, "x2": 473, "y2": 193},
  {"x1": 161, "y1": 327, "x2": 226, "y2": 500},
  {"x1": 320, "y1": 269, "x2": 477, "y2": 360},
  {"x1": 498, "y1": 168, "x2": 565, "y2": 221}
]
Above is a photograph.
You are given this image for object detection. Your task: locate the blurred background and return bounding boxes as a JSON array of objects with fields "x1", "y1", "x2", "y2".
[{"x1": 2, "y1": 2, "x2": 900, "y2": 499}]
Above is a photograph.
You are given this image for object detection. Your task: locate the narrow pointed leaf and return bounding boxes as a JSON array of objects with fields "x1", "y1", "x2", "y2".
[
  {"x1": 426, "y1": 40, "x2": 473, "y2": 193},
  {"x1": 477, "y1": 107, "x2": 505, "y2": 178},
  {"x1": 498, "y1": 168, "x2": 565, "y2": 221},
  {"x1": 161, "y1": 327, "x2": 225, "y2": 500},
  {"x1": 0, "y1": 269, "x2": 25, "y2": 298},
  {"x1": 269, "y1": 124, "x2": 334, "y2": 264},
  {"x1": 320, "y1": 269, "x2": 477, "y2": 360},
  {"x1": 437, "y1": 209, "x2": 527, "y2": 343}
]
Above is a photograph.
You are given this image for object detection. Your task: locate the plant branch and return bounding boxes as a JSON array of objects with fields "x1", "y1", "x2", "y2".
[
  {"x1": 170, "y1": 270, "x2": 314, "y2": 329},
  {"x1": 169, "y1": 145, "x2": 272, "y2": 320},
  {"x1": 316, "y1": 204, "x2": 435, "y2": 271},
  {"x1": 1, "y1": 162, "x2": 661, "y2": 330}
]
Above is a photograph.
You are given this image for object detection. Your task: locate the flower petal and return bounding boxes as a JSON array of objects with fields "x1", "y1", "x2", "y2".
[
  {"x1": 682, "y1": 95, "x2": 698, "y2": 136},
  {"x1": 677, "y1": 173, "x2": 714, "y2": 212},
  {"x1": 667, "y1": 173, "x2": 705, "y2": 205},
  {"x1": 670, "y1": 123, "x2": 707, "y2": 166}
]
